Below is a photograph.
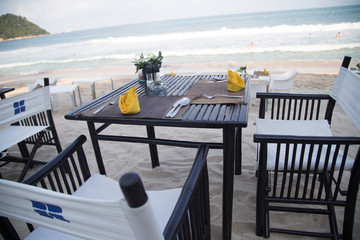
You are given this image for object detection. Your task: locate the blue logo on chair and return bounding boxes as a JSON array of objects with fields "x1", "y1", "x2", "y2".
[
  {"x1": 30, "y1": 200, "x2": 70, "y2": 223},
  {"x1": 13, "y1": 100, "x2": 25, "y2": 115}
]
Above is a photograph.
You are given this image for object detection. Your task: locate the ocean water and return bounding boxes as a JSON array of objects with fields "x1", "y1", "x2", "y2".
[{"x1": 0, "y1": 5, "x2": 359, "y2": 75}]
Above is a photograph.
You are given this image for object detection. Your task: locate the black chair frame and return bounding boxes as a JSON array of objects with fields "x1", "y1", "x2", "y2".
[
  {"x1": 254, "y1": 134, "x2": 360, "y2": 239},
  {"x1": 257, "y1": 56, "x2": 352, "y2": 125},
  {"x1": 1, "y1": 78, "x2": 62, "y2": 181},
  {"x1": 257, "y1": 92, "x2": 336, "y2": 124},
  {"x1": 1, "y1": 135, "x2": 211, "y2": 240}
]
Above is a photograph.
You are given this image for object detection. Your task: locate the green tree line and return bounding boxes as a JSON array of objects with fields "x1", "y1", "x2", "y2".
[{"x1": 0, "y1": 13, "x2": 49, "y2": 40}]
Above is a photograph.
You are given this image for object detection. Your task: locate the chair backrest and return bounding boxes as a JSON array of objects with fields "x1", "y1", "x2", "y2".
[
  {"x1": 0, "y1": 86, "x2": 51, "y2": 127},
  {"x1": 0, "y1": 178, "x2": 139, "y2": 240},
  {"x1": 0, "y1": 135, "x2": 164, "y2": 240},
  {"x1": 0, "y1": 80, "x2": 61, "y2": 151},
  {"x1": 257, "y1": 56, "x2": 358, "y2": 125},
  {"x1": 330, "y1": 66, "x2": 360, "y2": 130},
  {"x1": 257, "y1": 92, "x2": 335, "y2": 123},
  {"x1": 270, "y1": 70, "x2": 298, "y2": 92}
]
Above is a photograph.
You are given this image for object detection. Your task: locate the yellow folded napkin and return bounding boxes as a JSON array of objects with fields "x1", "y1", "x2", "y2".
[
  {"x1": 119, "y1": 87, "x2": 140, "y2": 114},
  {"x1": 264, "y1": 68, "x2": 269, "y2": 76},
  {"x1": 227, "y1": 70, "x2": 245, "y2": 92}
]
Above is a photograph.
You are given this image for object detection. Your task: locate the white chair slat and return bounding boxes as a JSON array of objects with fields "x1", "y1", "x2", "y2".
[
  {"x1": 331, "y1": 67, "x2": 360, "y2": 130},
  {"x1": 0, "y1": 174, "x2": 180, "y2": 240}
]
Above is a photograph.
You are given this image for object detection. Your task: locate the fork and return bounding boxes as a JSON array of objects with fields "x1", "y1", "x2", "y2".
[
  {"x1": 93, "y1": 95, "x2": 117, "y2": 114},
  {"x1": 201, "y1": 93, "x2": 243, "y2": 99}
]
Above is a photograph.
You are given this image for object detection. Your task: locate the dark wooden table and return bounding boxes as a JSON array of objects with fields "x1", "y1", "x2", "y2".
[
  {"x1": 65, "y1": 74, "x2": 249, "y2": 239},
  {"x1": 0, "y1": 88, "x2": 15, "y2": 99}
]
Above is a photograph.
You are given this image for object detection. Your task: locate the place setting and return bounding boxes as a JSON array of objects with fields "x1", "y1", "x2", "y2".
[
  {"x1": 161, "y1": 70, "x2": 247, "y2": 119},
  {"x1": 185, "y1": 70, "x2": 246, "y2": 105},
  {"x1": 81, "y1": 87, "x2": 185, "y2": 119}
]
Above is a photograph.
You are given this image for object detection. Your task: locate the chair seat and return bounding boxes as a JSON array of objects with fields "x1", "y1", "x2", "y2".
[
  {"x1": 25, "y1": 174, "x2": 181, "y2": 240},
  {"x1": 0, "y1": 126, "x2": 48, "y2": 152},
  {"x1": 255, "y1": 119, "x2": 353, "y2": 170},
  {"x1": 256, "y1": 119, "x2": 333, "y2": 136}
]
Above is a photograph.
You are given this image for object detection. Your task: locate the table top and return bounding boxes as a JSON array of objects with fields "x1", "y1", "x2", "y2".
[
  {"x1": 50, "y1": 85, "x2": 79, "y2": 94},
  {"x1": 65, "y1": 75, "x2": 249, "y2": 128},
  {"x1": 250, "y1": 75, "x2": 270, "y2": 81},
  {"x1": 72, "y1": 77, "x2": 112, "y2": 83}
]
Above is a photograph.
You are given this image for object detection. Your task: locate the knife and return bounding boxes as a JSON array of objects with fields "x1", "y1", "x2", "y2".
[
  {"x1": 165, "y1": 99, "x2": 182, "y2": 117},
  {"x1": 93, "y1": 96, "x2": 117, "y2": 114}
]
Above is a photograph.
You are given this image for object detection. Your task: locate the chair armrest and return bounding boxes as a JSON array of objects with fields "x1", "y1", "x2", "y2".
[
  {"x1": 163, "y1": 144, "x2": 210, "y2": 240},
  {"x1": 256, "y1": 92, "x2": 336, "y2": 123},
  {"x1": 256, "y1": 92, "x2": 331, "y2": 99},
  {"x1": 254, "y1": 133, "x2": 360, "y2": 144},
  {"x1": 22, "y1": 135, "x2": 90, "y2": 193},
  {"x1": 254, "y1": 134, "x2": 360, "y2": 171}
]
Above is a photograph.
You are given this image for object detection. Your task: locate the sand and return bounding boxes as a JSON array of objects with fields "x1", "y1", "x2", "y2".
[{"x1": 1, "y1": 60, "x2": 360, "y2": 239}]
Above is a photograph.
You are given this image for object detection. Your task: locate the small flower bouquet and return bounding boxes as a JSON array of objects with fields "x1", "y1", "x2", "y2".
[
  {"x1": 133, "y1": 51, "x2": 164, "y2": 90},
  {"x1": 237, "y1": 66, "x2": 247, "y2": 73},
  {"x1": 133, "y1": 51, "x2": 163, "y2": 81}
]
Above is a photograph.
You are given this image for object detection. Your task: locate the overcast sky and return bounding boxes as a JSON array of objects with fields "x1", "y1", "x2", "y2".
[{"x1": 0, "y1": 0, "x2": 359, "y2": 33}]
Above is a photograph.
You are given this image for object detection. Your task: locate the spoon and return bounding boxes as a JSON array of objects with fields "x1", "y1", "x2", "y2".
[
  {"x1": 165, "y1": 98, "x2": 183, "y2": 117},
  {"x1": 169, "y1": 97, "x2": 190, "y2": 118},
  {"x1": 213, "y1": 76, "x2": 227, "y2": 81}
]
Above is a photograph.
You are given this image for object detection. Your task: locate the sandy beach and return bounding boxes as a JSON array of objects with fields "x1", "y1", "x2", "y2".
[{"x1": 1, "y1": 60, "x2": 360, "y2": 239}]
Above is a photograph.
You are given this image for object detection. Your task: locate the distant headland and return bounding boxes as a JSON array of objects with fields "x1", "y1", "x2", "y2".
[{"x1": 0, "y1": 13, "x2": 49, "y2": 41}]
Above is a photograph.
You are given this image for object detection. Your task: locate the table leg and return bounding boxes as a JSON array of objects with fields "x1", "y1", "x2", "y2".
[
  {"x1": 146, "y1": 126, "x2": 160, "y2": 168},
  {"x1": 77, "y1": 86, "x2": 82, "y2": 106},
  {"x1": 17, "y1": 141, "x2": 29, "y2": 159},
  {"x1": 87, "y1": 121, "x2": 106, "y2": 175},
  {"x1": 223, "y1": 127, "x2": 235, "y2": 240},
  {"x1": 235, "y1": 127, "x2": 242, "y2": 175},
  {"x1": 110, "y1": 78, "x2": 114, "y2": 90},
  {"x1": 91, "y1": 83, "x2": 96, "y2": 99},
  {"x1": 70, "y1": 91, "x2": 76, "y2": 109}
]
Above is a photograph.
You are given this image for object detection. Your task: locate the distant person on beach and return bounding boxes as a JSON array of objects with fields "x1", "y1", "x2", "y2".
[
  {"x1": 336, "y1": 32, "x2": 341, "y2": 38},
  {"x1": 250, "y1": 41, "x2": 254, "y2": 48}
]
